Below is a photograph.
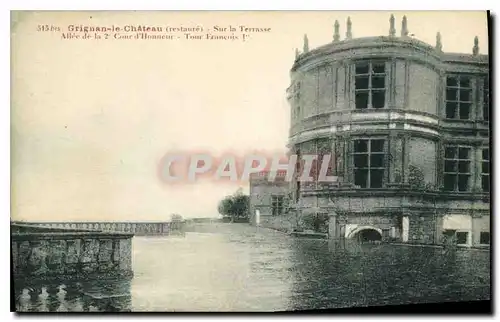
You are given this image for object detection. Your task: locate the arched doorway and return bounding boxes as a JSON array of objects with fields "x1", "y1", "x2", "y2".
[
  {"x1": 347, "y1": 226, "x2": 383, "y2": 242},
  {"x1": 353, "y1": 229, "x2": 382, "y2": 242}
]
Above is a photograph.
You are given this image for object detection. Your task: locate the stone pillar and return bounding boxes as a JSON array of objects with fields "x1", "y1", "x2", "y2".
[
  {"x1": 435, "y1": 211, "x2": 444, "y2": 244},
  {"x1": 471, "y1": 78, "x2": 478, "y2": 121},
  {"x1": 345, "y1": 135, "x2": 354, "y2": 185},
  {"x1": 471, "y1": 212, "x2": 483, "y2": 246},
  {"x1": 401, "y1": 134, "x2": 411, "y2": 185},
  {"x1": 118, "y1": 238, "x2": 132, "y2": 272},
  {"x1": 472, "y1": 145, "x2": 483, "y2": 192},
  {"x1": 336, "y1": 63, "x2": 346, "y2": 109},
  {"x1": 389, "y1": 59, "x2": 397, "y2": 109},
  {"x1": 390, "y1": 227, "x2": 396, "y2": 238},
  {"x1": 328, "y1": 213, "x2": 337, "y2": 239},
  {"x1": 402, "y1": 215, "x2": 410, "y2": 242},
  {"x1": 12, "y1": 241, "x2": 18, "y2": 274},
  {"x1": 46, "y1": 285, "x2": 60, "y2": 312},
  {"x1": 388, "y1": 133, "x2": 404, "y2": 185}
]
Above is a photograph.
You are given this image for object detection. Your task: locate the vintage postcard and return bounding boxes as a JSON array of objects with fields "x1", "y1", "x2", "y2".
[{"x1": 10, "y1": 10, "x2": 490, "y2": 313}]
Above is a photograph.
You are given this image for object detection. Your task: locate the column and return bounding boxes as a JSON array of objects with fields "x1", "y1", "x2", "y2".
[
  {"x1": 336, "y1": 64, "x2": 346, "y2": 109},
  {"x1": 345, "y1": 135, "x2": 354, "y2": 185},
  {"x1": 12, "y1": 241, "x2": 18, "y2": 275},
  {"x1": 471, "y1": 78, "x2": 478, "y2": 121},
  {"x1": 388, "y1": 133, "x2": 404, "y2": 185},
  {"x1": 328, "y1": 213, "x2": 337, "y2": 239},
  {"x1": 472, "y1": 144, "x2": 482, "y2": 192},
  {"x1": 434, "y1": 210, "x2": 444, "y2": 244},
  {"x1": 333, "y1": 135, "x2": 343, "y2": 180},
  {"x1": 389, "y1": 59, "x2": 397, "y2": 109},
  {"x1": 347, "y1": 62, "x2": 355, "y2": 110},
  {"x1": 401, "y1": 134, "x2": 411, "y2": 185},
  {"x1": 402, "y1": 215, "x2": 410, "y2": 242}
]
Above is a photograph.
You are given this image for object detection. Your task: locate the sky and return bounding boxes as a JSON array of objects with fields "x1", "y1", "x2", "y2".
[{"x1": 11, "y1": 11, "x2": 488, "y2": 221}]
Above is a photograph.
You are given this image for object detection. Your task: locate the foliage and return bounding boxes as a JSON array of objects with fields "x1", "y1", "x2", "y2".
[
  {"x1": 301, "y1": 213, "x2": 329, "y2": 233},
  {"x1": 170, "y1": 214, "x2": 183, "y2": 222},
  {"x1": 408, "y1": 164, "x2": 426, "y2": 190},
  {"x1": 408, "y1": 164, "x2": 439, "y2": 192},
  {"x1": 217, "y1": 188, "x2": 249, "y2": 222}
]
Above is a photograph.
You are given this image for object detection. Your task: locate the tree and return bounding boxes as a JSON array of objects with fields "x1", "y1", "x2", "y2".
[
  {"x1": 217, "y1": 188, "x2": 249, "y2": 222},
  {"x1": 301, "y1": 213, "x2": 329, "y2": 233},
  {"x1": 171, "y1": 213, "x2": 183, "y2": 222}
]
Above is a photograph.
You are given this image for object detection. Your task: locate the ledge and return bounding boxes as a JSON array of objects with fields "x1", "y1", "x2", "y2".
[
  {"x1": 290, "y1": 231, "x2": 328, "y2": 239},
  {"x1": 292, "y1": 36, "x2": 488, "y2": 74},
  {"x1": 293, "y1": 36, "x2": 442, "y2": 72},
  {"x1": 12, "y1": 232, "x2": 135, "y2": 240},
  {"x1": 13, "y1": 270, "x2": 134, "y2": 284},
  {"x1": 11, "y1": 224, "x2": 134, "y2": 239},
  {"x1": 301, "y1": 187, "x2": 490, "y2": 201}
]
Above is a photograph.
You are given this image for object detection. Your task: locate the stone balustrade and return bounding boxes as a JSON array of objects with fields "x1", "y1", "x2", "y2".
[
  {"x1": 12, "y1": 223, "x2": 134, "y2": 312},
  {"x1": 12, "y1": 220, "x2": 185, "y2": 236},
  {"x1": 14, "y1": 279, "x2": 132, "y2": 312}
]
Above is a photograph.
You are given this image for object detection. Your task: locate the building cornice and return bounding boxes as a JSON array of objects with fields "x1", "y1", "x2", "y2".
[{"x1": 292, "y1": 37, "x2": 489, "y2": 75}]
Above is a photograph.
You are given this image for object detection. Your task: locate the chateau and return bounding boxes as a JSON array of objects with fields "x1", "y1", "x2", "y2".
[{"x1": 249, "y1": 15, "x2": 490, "y2": 247}]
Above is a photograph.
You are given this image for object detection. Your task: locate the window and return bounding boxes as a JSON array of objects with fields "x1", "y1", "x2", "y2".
[
  {"x1": 271, "y1": 195, "x2": 284, "y2": 216},
  {"x1": 443, "y1": 146, "x2": 471, "y2": 192},
  {"x1": 445, "y1": 75, "x2": 472, "y2": 120},
  {"x1": 456, "y1": 232, "x2": 468, "y2": 245},
  {"x1": 480, "y1": 232, "x2": 490, "y2": 244},
  {"x1": 483, "y1": 76, "x2": 489, "y2": 121},
  {"x1": 353, "y1": 139, "x2": 385, "y2": 188},
  {"x1": 355, "y1": 62, "x2": 386, "y2": 109},
  {"x1": 482, "y1": 148, "x2": 489, "y2": 192}
]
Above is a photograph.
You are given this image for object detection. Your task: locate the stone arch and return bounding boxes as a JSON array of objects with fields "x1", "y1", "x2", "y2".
[{"x1": 347, "y1": 225, "x2": 383, "y2": 241}]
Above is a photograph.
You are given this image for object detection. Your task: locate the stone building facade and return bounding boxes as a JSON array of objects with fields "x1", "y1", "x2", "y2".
[
  {"x1": 249, "y1": 172, "x2": 292, "y2": 232},
  {"x1": 249, "y1": 15, "x2": 490, "y2": 247}
]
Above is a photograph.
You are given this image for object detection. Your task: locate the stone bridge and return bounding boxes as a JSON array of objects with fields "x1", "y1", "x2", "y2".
[{"x1": 11, "y1": 223, "x2": 135, "y2": 312}]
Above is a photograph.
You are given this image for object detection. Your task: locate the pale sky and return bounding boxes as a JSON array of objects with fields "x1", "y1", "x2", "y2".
[{"x1": 11, "y1": 11, "x2": 488, "y2": 221}]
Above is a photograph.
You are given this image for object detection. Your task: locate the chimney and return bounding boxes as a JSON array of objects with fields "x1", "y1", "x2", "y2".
[
  {"x1": 435, "y1": 32, "x2": 442, "y2": 52},
  {"x1": 346, "y1": 17, "x2": 352, "y2": 40},
  {"x1": 473, "y1": 36, "x2": 479, "y2": 56},
  {"x1": 333, "y1": 20, "x2": 340, "y2": 42},
  {"x1": 401, "y1": 15, "x2": 409, "y2": 37},
  {"x1": 389, "y1": 14, "x2": 396, "y2": 37}
]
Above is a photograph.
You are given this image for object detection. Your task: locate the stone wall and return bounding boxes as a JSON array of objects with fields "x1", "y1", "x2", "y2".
[
  {"x1": 258, "y1": 214, "x2": 297, "y2": 233},
  {"x1": 472, "y1": 215, "x2": 490, "y2": 246},
  {"x1": 407, "y1": 62, "x2": 439, "y2": 115},
  {"x1": 249, "y1": 173, "x2": 289, "y2": 225},
  {"x1": 408, "y1": 137, "x2": 437, "y2": 185},
  {"x1": 11, "y1": 224, "x2": 134, "y2": 283},
  {"x1": 407, "y1": 212, "x2": 439, "y2": 244}
]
